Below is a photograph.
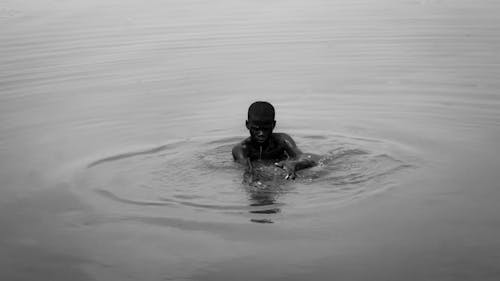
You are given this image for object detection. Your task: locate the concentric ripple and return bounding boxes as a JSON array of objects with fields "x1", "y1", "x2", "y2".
[{"x1": 74, "y1": 133, "x2": 414, "y2": 223}]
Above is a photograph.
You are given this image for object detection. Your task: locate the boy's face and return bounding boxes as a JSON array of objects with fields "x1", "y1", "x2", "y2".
[{"x1": 246, "y1": 117, "x2": 275, "y2": 144}]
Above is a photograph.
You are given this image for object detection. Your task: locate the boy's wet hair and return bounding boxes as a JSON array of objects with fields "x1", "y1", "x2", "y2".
[{"x1": 248, "y1": 101, "x2": 275, "y2": 121}]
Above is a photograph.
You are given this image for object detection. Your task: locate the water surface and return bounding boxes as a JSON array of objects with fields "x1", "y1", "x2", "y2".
[{"x1": 1, "y1": 0, "x2": 500, "y2": 280}]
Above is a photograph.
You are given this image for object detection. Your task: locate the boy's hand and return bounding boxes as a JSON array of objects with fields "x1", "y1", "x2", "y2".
[{"x1": 275, "y1": 160, "x2": 297, "y2": 180}]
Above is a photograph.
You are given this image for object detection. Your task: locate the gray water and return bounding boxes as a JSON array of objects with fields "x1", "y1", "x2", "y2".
[{"x1": 1, "y1": 0, "x2": 500, "y2": 280}]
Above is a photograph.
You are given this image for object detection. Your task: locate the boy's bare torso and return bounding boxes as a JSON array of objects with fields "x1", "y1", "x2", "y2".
[{"x1": 233, "y1": 133, "x2": 298, "y2": 162}]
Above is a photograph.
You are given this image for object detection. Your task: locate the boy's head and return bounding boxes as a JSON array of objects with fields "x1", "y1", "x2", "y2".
[{"x1": 246, "y1": 101, "x2": 276, "y2": 144}]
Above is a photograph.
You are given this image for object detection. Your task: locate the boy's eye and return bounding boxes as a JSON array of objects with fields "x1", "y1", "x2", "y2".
[{"x1": 251, "y1": 126, "x2": 271, "y2": 131}]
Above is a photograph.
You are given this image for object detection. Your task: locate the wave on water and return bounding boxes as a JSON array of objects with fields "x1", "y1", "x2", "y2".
[{"x1": 74, "y1": 134, "x2": 415, "y2": 224}]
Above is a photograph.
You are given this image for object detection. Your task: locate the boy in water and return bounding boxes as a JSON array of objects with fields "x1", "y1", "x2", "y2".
[{"x1": 232, "y1": 101, "x2": 318, "y2": 180}]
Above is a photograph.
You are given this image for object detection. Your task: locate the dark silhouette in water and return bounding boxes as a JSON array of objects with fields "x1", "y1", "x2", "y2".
[
  {"x1": 232, "y1": 101, "x2": 320, "y2": 223},
  {"x1": 232, "y1": 101, "x2": 319, "y2": 180}
]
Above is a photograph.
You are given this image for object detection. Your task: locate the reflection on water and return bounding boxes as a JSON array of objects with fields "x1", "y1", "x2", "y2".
[{"x1": 244, "y1": 163, "x2": 286, "y2": 223}]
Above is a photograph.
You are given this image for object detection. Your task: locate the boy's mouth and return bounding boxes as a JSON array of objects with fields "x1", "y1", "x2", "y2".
[{"x1": 254, "y1": 136, "x2": 267, "y2": 143}]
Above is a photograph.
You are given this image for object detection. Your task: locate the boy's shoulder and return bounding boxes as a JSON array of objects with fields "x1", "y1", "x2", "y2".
[
  {"x1": 239, "y1": 136, "x2": 252, "y2": 146},
  {"x1": 272, "y1": 132, "x2": 295, "y2": 145},
  {"x1": 272, "y1": 132, "x2": 292, "y2": 139}
]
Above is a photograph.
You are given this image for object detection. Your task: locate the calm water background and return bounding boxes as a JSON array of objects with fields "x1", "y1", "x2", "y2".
[{"x1": 1, "y1": 0, "x2": 500, "y2": 280}]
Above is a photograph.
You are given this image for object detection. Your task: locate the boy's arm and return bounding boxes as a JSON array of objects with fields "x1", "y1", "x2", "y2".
[
  {"x1": 233, "y1": 142, "x2": 257, "y2": 184},
  {"x1": 232, "y1": 143, "x2": 252, "y2": 171},
  {"x1": 275, "y1": 134, "x2": 319, "y2": 179}
]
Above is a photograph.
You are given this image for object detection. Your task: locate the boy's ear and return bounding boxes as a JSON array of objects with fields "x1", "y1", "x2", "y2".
[{"x1": 245, "y1": 120, "x2": 250, "y2": 130}]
